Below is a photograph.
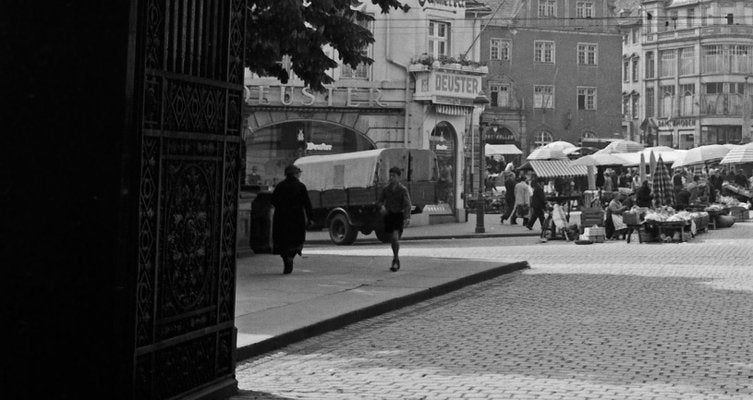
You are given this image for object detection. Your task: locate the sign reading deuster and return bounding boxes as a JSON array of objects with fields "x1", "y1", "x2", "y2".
[{"x1": 434, "y1": 72, "x2": 479, "y2": 96}]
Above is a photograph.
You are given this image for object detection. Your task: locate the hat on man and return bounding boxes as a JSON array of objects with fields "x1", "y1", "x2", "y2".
[{"x1": 285, "y1": 164, "x2": 302, "y2": 176}]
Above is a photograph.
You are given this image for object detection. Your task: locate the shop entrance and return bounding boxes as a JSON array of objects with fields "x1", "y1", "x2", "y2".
[{"x1": 430, "y1": 121, "x2": 457, "y2": 212}]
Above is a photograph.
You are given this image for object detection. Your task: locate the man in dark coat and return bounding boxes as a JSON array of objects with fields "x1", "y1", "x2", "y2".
[
  {"x1": 500, "y1": 172, "x2": 517, "y2": 224},
  {"x1": 272, "y1": 164, "x2": 313, "y2": 274},
  {"x1": 377, "y1": 166, "x2": 412, "y2": 272},
  {"x1": 636, "y1": 180, "x2": 653, "y2": 208},
  {"x1": 525, "y1": 178, "x2": 547, "y2": 231}
]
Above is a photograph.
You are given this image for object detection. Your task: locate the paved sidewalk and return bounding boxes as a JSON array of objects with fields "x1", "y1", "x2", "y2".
[
  {"x1": 304, "y1": 212, "x2": 549, "y2": 244},
  {"x1": 234, "y1": 213, "x2": 535, "y2": 361}
]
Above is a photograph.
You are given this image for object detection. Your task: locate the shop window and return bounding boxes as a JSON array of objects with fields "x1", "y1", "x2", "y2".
[
  {"x1": 660, "y1": 49, "x2": 676, "y2": 78},
  {"x1": 660, "y1": 85, "x2": 675, "y2": 118}
]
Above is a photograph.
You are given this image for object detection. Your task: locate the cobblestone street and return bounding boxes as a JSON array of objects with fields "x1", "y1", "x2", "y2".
[{"x1": 234, "y1": 223, "x2": 753, "y2": 400}]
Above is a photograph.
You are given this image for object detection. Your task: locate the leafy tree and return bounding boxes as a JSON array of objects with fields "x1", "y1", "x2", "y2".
[{"x1": 246, "y1": 0, "x2": 406, "y2": 91}]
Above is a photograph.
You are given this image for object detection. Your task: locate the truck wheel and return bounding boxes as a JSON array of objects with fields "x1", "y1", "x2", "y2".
[{"x1": 329, "y1": 213, "x2": 357, "y2": 245}]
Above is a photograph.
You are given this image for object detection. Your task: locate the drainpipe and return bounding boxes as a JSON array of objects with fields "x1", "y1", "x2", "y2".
[{"x1": 386, "y1": 16, "x2": 411, "y2": 148}]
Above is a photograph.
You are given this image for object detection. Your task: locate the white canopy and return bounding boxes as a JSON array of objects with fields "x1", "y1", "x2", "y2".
[{"x1": 485, "y1": 144, "x2": 522, "y2": 155}]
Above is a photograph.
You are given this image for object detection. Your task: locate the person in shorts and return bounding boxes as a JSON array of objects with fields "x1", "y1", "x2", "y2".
[{"x1": 378, "y1": 166, "x2": 412, "y2": 272}]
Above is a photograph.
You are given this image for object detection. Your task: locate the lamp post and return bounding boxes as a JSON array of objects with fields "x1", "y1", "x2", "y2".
[{"x1": 474, "y1": 91, "x2": 490, "y2": 233}]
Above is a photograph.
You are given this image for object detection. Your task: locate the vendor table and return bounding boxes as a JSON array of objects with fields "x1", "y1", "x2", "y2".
[
  {"x1": 545, "y1": 195, "x2": 582, "y2": 220},
  {"x1": 644, "y1": 220, "x2": 692, "y2": 243}
]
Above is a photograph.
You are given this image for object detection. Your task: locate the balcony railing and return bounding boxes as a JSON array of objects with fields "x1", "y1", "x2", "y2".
[{"x1": 646, "y1": 25, "x2": 753, "y2": 43}]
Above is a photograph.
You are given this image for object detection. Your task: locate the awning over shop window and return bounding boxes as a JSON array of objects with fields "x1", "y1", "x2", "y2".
[
  {"x1": 435, "y1": 104, "x2": 472, "y2": 116},
  {"x1": 518, "y1": 160, "x2": 588, "y2": 179},
  {"x1": 485, "y1": 144, "x2": 522, "y2": 155}
]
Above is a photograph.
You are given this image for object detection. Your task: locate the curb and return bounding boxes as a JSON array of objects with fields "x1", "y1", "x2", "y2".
[
  {"x1": 305, "y1": 232, "x2": 542, "y2": 246},
  {"x1": 235, "y1": 260, "x2": 530, "y2": 362}
]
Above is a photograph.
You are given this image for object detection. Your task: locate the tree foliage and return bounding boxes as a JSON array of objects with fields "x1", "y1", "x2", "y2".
[{"x1": 246, "y1": 0, "x2": 406, "y2": 91}]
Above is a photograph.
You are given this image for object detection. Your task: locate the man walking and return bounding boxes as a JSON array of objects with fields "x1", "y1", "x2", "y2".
[
  {"x1": 500, "y1": 171, "x2": 517, "y2": 224},
  {"x1": 511, "y1": 175, "x2": 531, "y2": 226},
  {"x1": 526, "y1": 177, "x2": 546, "y2": 231},
  {"x1": 377, "y1": 166, "x2": 412, "y2": 272}
]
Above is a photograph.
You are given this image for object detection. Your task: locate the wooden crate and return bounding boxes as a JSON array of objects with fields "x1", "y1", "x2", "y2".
[
  {"x1": 729, "y1": 206, "x2": 749, "y2": 222},
  {"x1": 580, "y1": 207, "x2": 605, "y2": 233}
]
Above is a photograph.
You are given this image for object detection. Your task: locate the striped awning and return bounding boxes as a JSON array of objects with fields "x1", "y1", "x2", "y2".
[
  {"x1": 519, "y1": 160, "x2": 588, "y2": 179},
  {"x1": 435, "y1": 104, "x2": 473, "y2": 116}
]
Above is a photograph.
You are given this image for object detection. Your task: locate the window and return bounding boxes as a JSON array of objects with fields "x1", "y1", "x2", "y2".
[
  {"x1": 632, "y1": 28, "x2": 638, "y2": 43},
  {"x1": 631, "y1": 94, "x2": 639, "y2": 119},
  {"x1": 679, "y1": 47, "x2": 694, "y2": 75},
  {"x1": 576, "y1": 1, "x2": 594, "y2": 18},
  {"x1": 646, "y1": 87, "x2": 655, "y2": 117},
  {"x1": 703, "y1": 45, "x2": 753, "y2": 74},
  {"x1": 490, "y1": 84, "x2": 510, "y2": 107},
  {"x1": 429, "y1": 21, "x2": 449, "y2": 58},
  {"x1": 680, "y1": 84, "x2": 695, "y2": 116},
  {"x1": 538, "y1": 0, "x2": 556, "y2": 17},
  {"x1": 646, "y1": 51, "x2": 655, "y2": 78},
  {"x1": 534, "y1": 130, "x2": 554, "y2": 147},
  {"x1": 490, "y1": 39, "x2": 511, "y2": 61},
  {"x1": 623, "y1": 61, "x2": 630, "y2": 83},
  {"x1": 623, "y1": 96, "x2": 630, "y2": 117},
  {"x1": 731, "y1": 45, "x2": 752, "y2": 73},
  {"x1": 534, "y1": 41, "x2": 555, "y2": 63},
  {"x1": 659, "y1": 49, "x2": 676, "y2": 77},
  {"x1": 577, "y1": 87, "x2": 597, "y2": 110},
  {"x1": 632, "y1": 59, "x2": 639, "y2": 82},
  {"x1": 340, "y1": 16, "x2": 372, "y2": 80},
  {"x1": 687, "y1": 8, "x2": 695, "y2": 28},
  {"x1": 660, "y1": 85, "x2": 675, "y2": 117},
  {"x1": 533, "y1": 85, "x2": 554, "y2": 108},
  {"x1": 577, "y1": 43, "x2": 598, "y2": 65},
  {"x1": 622, "y1": 34, "x2": 628, "y2": 46}
]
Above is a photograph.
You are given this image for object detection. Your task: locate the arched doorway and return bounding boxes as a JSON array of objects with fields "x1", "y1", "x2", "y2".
[
  {"x1": 245, "y1": 120, "x2": 375, "y2": 188},
  {"x1": 429, "y1": 121, "x2": 457, "y2": 210}
]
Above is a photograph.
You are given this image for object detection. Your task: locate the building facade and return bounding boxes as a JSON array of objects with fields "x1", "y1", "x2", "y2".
[
  {"x1": 243, "y1": 0, "x2": 489, "y2": 221},
  {"x1": 478, "y1": 0, "x2": 623, "y2": 158},
  {"x1": 619, "y1": 0, "x2": 753, "y2": 149}
]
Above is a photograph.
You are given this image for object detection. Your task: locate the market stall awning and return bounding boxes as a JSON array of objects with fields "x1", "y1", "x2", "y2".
[
  {"x1": 518, "y1": 160, "x2": 588, "y2": 178},
  {"x1": 485, "y1": 144, "x2": 522, "y2": 155}
]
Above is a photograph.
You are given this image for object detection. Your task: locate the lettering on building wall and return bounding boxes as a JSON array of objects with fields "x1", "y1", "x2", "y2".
[
  {"x1": 434, "y1": 73, "x2": 479, "y2": 95},
  {"x1": 657, "y1": 118, "x2": 695, "y2": 130},
  {"x1": 246, "y1": 85, "x2": 388, "y2": 108},
  {"x1": 307, "y1": 142, "x2": 333, "y2": 151}
]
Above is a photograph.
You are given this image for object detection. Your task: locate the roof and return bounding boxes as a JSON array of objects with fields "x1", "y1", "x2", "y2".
[
  {"x1": 518, "y1": 160, "x2": 588, "y2": 179},
  {"x1": 479, "y1": 0, "x2": 525, "y2": 26}
]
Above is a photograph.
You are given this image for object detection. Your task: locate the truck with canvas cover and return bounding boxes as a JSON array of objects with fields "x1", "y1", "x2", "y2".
[{"x1": 294, "y1": 148, "x2": 439, "y2": 245}]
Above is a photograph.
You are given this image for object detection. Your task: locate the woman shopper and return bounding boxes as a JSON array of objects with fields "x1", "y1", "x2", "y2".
[
  {"x1": 510, "y1": 175, "x2": 531, "y2": 226},
  {"x1": 271, "y1": 165, "x2": 313, "y2": 274},
  {"x1": 606, "y1": 192, "x2": 629, "y2": 239}
]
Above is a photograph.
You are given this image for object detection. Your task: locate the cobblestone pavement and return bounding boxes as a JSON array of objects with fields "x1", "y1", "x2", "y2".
[{"x1": 233, "y1": 224, "x2": 753, "y2": 400}]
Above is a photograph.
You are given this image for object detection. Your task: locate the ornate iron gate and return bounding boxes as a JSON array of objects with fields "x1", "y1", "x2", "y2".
[{"x1": 132, "y1": 1, "x2": 245, "y2": 398}]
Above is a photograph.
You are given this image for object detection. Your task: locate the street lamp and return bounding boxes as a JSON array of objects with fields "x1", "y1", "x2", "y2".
[{"x1": 474, "y1": 90, "x2": 490, "y2": 233}]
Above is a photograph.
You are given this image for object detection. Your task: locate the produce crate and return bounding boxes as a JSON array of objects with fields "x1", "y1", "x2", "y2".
[
  {"x1": 587, "y1": 234, "x2": 606, "y2": 243},
  {"x1": 580, "y1": 208, "x2": 605, "y2": 233},
  {"x1": 728, "y1": 206, "x2": 749, "y2": 222},
  {"x1": 639, "y1": 230, "x2": 656, "y2": 243}
]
